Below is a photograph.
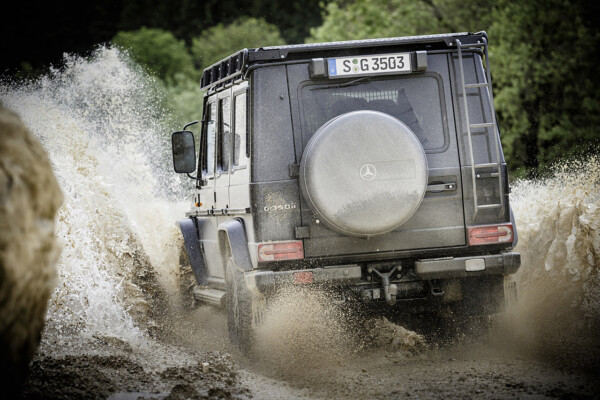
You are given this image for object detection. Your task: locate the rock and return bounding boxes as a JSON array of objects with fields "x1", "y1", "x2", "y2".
[{"x1": 0, "y1": 106, "x2": 63, "y2": 393}]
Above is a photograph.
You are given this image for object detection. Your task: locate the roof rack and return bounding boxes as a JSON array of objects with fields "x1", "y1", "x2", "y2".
[
  {"x1": 200, "y1": 32, "x2": 487, "y2": 91},
  {"x1": 260, "y1": 32, "x2": 480, "y2": 55},
  {"x1": 200, "y1": 49, "x2": 248, "y2": 90}
]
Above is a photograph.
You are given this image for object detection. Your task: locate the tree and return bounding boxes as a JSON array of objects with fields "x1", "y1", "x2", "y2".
[
  {"x1": 490, "y1": 0, "x2": 600, "y2": 174},
  {"x1": 112, "y1": 28, "x2": 203, "y2": 127},
  {"x1": 244, "y1": 0, "x2": 327, "y2": 43},
  {"x1": 112, "y1": 27, "x2": 196, "y2": 83},
  {"x1": 308, "y1": 0, "x2": 494, "y2": 43},
  {"x1": 191, "y1": 17, "x2": 286, "y2": 71}
]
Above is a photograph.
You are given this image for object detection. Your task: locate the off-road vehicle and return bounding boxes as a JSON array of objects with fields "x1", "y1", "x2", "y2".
[{"x1": 171, "y1": 31, "x2": 520, "y2": 350}]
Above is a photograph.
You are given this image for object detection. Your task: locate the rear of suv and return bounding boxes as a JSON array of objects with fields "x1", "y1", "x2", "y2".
[{"x1": 171, "y1": 31, "x2": 520, "y2": 351}]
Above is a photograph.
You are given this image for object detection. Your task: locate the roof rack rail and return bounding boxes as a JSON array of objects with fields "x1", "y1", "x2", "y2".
[
  {"x1": 200, "y1": 49, "x2": 249, "y2": 90},
  {"x1": 199, "y1": 32, "x2": 487, "y2": 91}
]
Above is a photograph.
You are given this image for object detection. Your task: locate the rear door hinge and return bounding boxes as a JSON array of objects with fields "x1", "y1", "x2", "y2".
[{"x1": 289, "y1": 163, "x2": 300, "y2": 178}]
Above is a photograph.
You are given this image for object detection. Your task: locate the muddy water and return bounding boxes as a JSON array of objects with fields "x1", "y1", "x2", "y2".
[
  {"x1": 1, "y1": 48, "x2": 599, "y2": 399},
  {"x1": 503, "y1": 159, "x2": 600, "y2": 369},
  {"x1": 1, "y1": 48, "x2": 247, "y2": 399},
  {"x1": 1, "y1": 47, "x2": 183, "y2": 343}
]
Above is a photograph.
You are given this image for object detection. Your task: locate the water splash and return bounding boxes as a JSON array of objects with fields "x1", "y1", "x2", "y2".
[
  {"x1": 0, "y1": 46, "x2": 194, "y2": 348},
  {"x1": 507, "y1": 156, "x2": 600, "y2": 368},
  {"x1": 253, "y1": 286, "x2": 355, "y2": 372}
]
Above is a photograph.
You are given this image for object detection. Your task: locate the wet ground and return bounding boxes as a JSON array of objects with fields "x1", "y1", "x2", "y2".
[{"x1": 22, "y1": 303, "x2": 600, "y2": 400}]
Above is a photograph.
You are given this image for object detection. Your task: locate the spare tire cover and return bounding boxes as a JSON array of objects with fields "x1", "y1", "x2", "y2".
[{"x1": 299, "y1": 110, "x2": 428, "y2": 237}]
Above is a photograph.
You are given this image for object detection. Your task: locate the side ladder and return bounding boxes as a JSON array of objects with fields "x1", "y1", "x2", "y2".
[{"x1": 455, "y1": 37, "x2": 505, "y2": 221}]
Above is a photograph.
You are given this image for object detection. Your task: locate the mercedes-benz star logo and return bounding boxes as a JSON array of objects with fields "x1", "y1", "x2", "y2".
[{"x1": 359, "y1": 163, "x2": 377, "y2": 181}]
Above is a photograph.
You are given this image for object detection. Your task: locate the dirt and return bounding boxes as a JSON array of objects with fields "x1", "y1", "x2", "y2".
[
  {"x1": 24, "y1": 352, "x2": 246, "y2": 400},
  {"x1": 21, "y1": 304, "x2": 600, "y2": 400},
  {"x1": 22, "y1": 331, "x2": 249, "y2": 400}
]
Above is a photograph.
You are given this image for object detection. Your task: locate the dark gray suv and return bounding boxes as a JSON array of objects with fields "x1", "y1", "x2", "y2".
[{"x1": 171, "y1": 31, "x2": 520, "y2": 350}]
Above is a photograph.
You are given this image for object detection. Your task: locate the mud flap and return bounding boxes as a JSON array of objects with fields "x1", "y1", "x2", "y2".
[
  {"x1": 455, "y1": 275, "x2": 505, "y2": 316},
  {"x1": 178, "y1": 218, "x2": 207, "y2": 285}
]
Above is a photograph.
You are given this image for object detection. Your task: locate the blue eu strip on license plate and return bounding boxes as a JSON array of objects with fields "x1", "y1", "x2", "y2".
[{"x1": 328, "y1": 53, "x2": 412, "y2": 78}]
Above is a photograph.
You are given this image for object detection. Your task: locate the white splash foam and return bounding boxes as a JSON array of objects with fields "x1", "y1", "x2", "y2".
[
  {"x1": 508, "y1": 157, "x2": 600, "y2": 362},
  {"x1": 1, "y1": 46, "x2": 193, "y2": 345}
]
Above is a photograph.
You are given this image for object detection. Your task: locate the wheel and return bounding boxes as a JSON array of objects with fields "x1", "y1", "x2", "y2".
[
  {"x1": 225, "y1": 256, "x2": 254, "y2": 352},
  {"x1": 430, "y1": 276, "x2": 504, "y2": 343}
]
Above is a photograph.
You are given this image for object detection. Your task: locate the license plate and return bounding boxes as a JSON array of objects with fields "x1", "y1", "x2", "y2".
[{"x1": 327, "y1": 53, "x2": 411, "y2": 78}]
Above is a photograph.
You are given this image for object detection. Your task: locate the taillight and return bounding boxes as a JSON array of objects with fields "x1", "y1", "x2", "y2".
[
  {"x1": 257, "y1": 241, "x2": 304, "y2": 262},
  {"x1": 468, "y1": 224, "x2": 514, "y2": 246}
]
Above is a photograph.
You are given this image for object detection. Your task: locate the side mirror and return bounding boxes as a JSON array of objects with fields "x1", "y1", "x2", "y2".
[{"x1": 171, "y1": 131, "x2": 196, "y2": 173}]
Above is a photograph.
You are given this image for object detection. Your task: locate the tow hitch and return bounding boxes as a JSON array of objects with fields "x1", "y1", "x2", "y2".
[{"x1": 369, "y1": 266, "x2": 400, "y2": 305}]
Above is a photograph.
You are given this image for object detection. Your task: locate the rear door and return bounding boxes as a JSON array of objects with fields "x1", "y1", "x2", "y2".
[
  {"x1": 228, "y1": 84, "x2": 250, "y2": 210},
  {"x1": 287, "y1": 53, "x2": 466, "y2": 258}
]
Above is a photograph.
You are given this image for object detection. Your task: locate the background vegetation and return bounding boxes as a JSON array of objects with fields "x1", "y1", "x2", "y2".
[{"x1": 2, "y1": 0, "x2": 599, "y2": 176}]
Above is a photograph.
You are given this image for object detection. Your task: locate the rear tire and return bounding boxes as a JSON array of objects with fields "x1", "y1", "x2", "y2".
[
  {"x1": 439, "y1": 313, "x2": 492, "y2": 343},
  {"x1": 435, "y1": 276, "x2": 504, "y2": 343},
  {"x1": 225, "y1": 256, "x2": 254, "y2": 353}
]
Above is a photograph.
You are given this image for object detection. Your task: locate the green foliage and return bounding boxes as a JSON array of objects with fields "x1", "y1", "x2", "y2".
[
  {"x1": 113, "y1": 27, "x2": 197, "y2": 83},
  {"x1": 191, "y1": 17, "x2": 286, "y2": 71},
  {"x1": 160, "y1": 73, "x2": 205, "y2": 130},
  {"x1": 308, "y1": 0, "x2": 494, "y2": 42},
  {"x1": 309, "y1": 0, "x2": 435, "y2": 42},
  {"x1": 490, "y1": 0, "x2": 600, "y2": 173},
  {"x1": 112, "y1": 28, "x2": 203, "y2": 127}
]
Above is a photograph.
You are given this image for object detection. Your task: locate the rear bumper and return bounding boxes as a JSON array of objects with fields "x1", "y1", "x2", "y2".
[
  {"x1": 245, "y1": 264, "x2": 362, "y2": 293},
  {"x1": 414, "y1": 251, "x2": 520, "y2": 280},
  {"x1": 244, "y1": 251, "x2": 519, "y2": 294}
]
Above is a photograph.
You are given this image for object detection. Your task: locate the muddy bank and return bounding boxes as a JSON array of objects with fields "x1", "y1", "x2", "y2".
[{"x1": 24, "y1": 348, "x2": 247, "y2": 400}]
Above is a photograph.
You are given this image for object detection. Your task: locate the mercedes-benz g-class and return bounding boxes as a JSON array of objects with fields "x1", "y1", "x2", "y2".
[{"x1": 171, "y1": 31, "x2": 520, "y2": 351}]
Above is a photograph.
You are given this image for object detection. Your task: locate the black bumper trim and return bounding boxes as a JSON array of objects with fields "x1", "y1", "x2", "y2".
[{"x1": 414, "y1": 252, "x2": 520, "y2": 280}]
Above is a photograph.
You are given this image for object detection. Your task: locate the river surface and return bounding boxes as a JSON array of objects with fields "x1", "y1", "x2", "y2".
[{"x1": 1, "y1": 47, "x2": 598, "y2": 399}]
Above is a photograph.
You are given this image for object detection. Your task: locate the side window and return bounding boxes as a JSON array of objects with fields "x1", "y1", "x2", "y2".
[
  {"x1": 233, "y1": 93, "x2": 247, "y2": 168},
  {"x1": 217, "y1": 97, "x2": 230, "y2": 173},
  {"x1": 202, "y1": 102, "x2": 216, "y2": 177}
]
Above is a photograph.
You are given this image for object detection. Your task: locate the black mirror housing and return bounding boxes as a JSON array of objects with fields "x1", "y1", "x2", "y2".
[{"x1": 171, "y1": 131, "x2": 196, "y2": 174}]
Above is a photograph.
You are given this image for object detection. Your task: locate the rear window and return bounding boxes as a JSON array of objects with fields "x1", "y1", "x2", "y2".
[{"x1": 299, "y1": 75, "x2": 447, "y2": 151}]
